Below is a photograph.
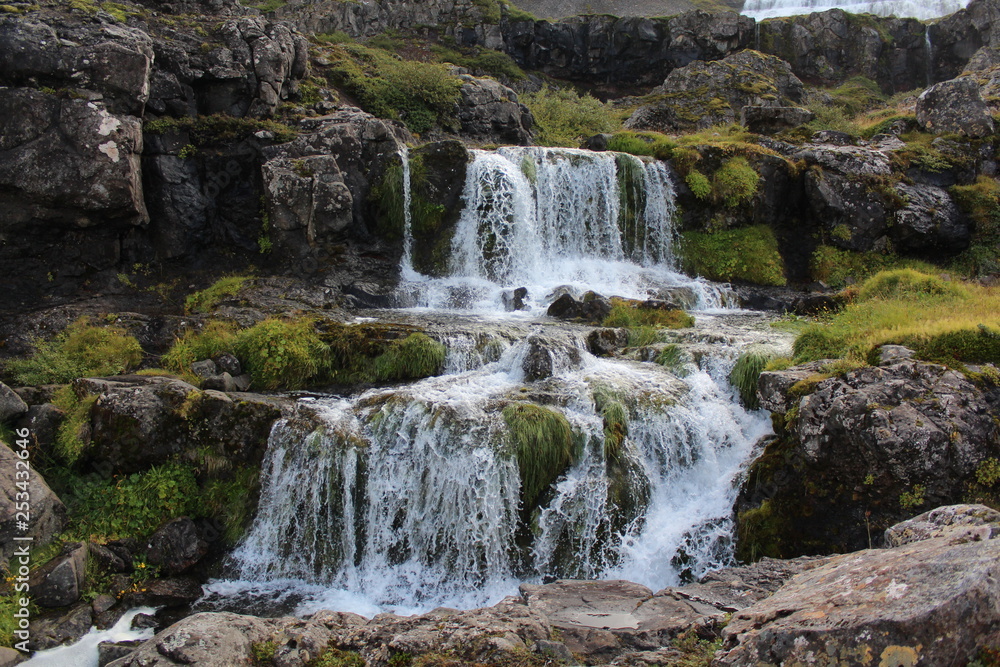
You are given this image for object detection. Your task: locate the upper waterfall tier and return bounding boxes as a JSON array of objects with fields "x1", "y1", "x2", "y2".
[
  {"x1": 399, "y1": 147, "x2": 729, "y2": 311},
  {"x1": 741, "y1": 0, "x2": 970, "y2": 20}
]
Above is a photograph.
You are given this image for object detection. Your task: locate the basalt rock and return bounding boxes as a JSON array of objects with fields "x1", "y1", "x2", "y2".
[
  {"x1": 891, "y1": 182, "x2": 970, "y2": 254},
  {"x1": 736, "y1": 349, "x2": 1000, "y2": 559},
  {"x1": 916, "y1": 76, "x2": 996, "y2": 138},
  {"x1": 929, "y1": 0, "x2": 1000, "y2": 82},
  {"x1": 406, "y1": 140, "x2": 472, "y2": 277},
  {"x1": 625, "y1": 50, "x2": 804, "y2": 132},
  {"x1": 0, "y1": 440, "x2": 66, "y2": 562},
  {"x1": 757, "y1": 8, "x2": 930, "y2": 93},
  {"x1": 455, "y1": 74, "x2": 533, "y2": 145},
  {"x1": 144, "y1": 518, "x2": 210, "y2": 576}
]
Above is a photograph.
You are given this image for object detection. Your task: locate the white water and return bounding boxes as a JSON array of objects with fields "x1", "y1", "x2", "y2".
[
  {"x1": 742, "y1": 0, "x2": 970, "y2": 21},
  {"x1": 22, "y1": 607, "x2": 158, "y2": 667},
  {"x1": 398, "y1": 147, "x2": 730, "y2": 312}
]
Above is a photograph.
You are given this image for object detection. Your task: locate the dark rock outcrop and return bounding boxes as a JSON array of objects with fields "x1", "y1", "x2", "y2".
[
  {"x1": 740, "y1": 105, "x2": 814, "y2": 134},
  {"x1": 916, "y1": 76, "x2": 996, "y2": 137},
  {"x1": 29, "y1": 542, "x2": 88, "y2": 608},
  {"x1": 930, "y1": 0, "x2": 1000, "y2": 82},
  {"x1": 145, "y1": 518, "x2": 210, "y2": 575},
  {"x1": 1, "y1": 440, "x2": 66, "y2": 561},
  {"x1": 625, "y1": 50, "x2": 805, "y2": 132},
  {"x1": 737, "y1": 349, "x2": 1000, "y2": 558},
  {"x1": 454, "y1": 74, "x2": 533, "y2": 145},
  {"x1": 891, "y1": 182, "x2": 970, "y2": 254},
  {"x1": 406, "y1": 140, "x2": 472, "y2": 277},
  {"x1": 28, "y1": 603, "x2": 93, "y2": 651},
  {"x1": 0, "y1": 382, "x2": 27, "y2": 424}
]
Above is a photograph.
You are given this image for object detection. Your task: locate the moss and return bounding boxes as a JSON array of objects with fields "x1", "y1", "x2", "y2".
[
  {"x1": 502, "y1": 403, "x2": 574, "y2": 508},
  {"x1": 685, "y1": 170, "x2": 711, "y2": 199},
  {"x1": 950, "y1": 176, "x2": 1000, "y2": 277},
  {"x1": 234, "y1": 318, "x2": 329, "y2": 391},
  {"x1": 712, "y1": 156, "x2": 759, "y2": 208},
  {"x1": 856, "y1": 268, "x2": 970, "y2": 302},
  {"x1": 144, "y1": 114, "x2": 297, "y2": 144},
  {"x1": 373, "y1": 333, "x2": 446, "y2": 381},
  {"x1": 729, "y1": 349, "x2": 775, "y2": 409},
  {"x1": 810, "y1": 245, "x2": 941, "y2": 289},
  {"x1": 52, "y1": 386, "x2": 97, "y2": 466},
  {"x1": 370, "y1": 160, "x2": 406, "y2": 242},
  {"x1": 607, "y1": 131, "x2": 674, "y2": 159},
  {"x1": 736, "y1": 499, "x2": 789, "y2": 561},
  {"x1": 184, "y1": 275, "x2": 251, "y2": 314},
  {"x1": 679, "y1": 225, "x2": 786, "y2": 286},
  {"x1": 792, "y1": 326, "x2": 849, "y2": 363},
  {"x1": 602, "y1": 301, "x2": 694, "y2": 329},
  {"x1": 200, "y1": 466, "x2": 261, "y2": 545},
  {"x1": 3, "y1": 317, "x2": 143, "y2": 386}
]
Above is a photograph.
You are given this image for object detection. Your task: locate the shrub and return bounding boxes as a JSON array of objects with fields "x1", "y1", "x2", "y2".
[
  {"x1": 521, "y1": 86, "x2": 619, "y2": 147},
  {"x1": 502, "y1": 403, "x2": 574, "y2": 507},
  {"x1": 607, "y1": 131, "x2": 674, "y2": 159},
  {"x1": 184, "y1": 275, "x2": 250, "y2": 314},
  {"x1": 233, "y1": 318, "x2": 329, "y2": 390},
  {"x1": 161, "y1": 320, "x2": 239, "y2": 379},
  {"x1": 712, "y1": 156, "x2": 759, "y2": 208},
  {"x1": 685, "y1": 170, "x2": 712, "y2": 200},
  {"x1": 4, "y1": 318, "x2": 143, "y2": 385},
  {"x1": 855, "y1": 268, "x2": 969, "y2": 302},
  {"x1": 679, "y1": 225, "x2": 786, "y2": 286}
]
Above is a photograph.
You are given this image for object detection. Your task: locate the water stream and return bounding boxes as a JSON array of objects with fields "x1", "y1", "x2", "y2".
[
  {"x1": 202, "y1": 146, "x2": 789, "y2": 619},
  {"x1": 741, "y1": 0, "x2": 969, "y2": 21}
]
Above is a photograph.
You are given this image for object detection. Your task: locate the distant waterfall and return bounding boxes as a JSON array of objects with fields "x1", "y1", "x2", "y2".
[
  {"x1": 399, "y1": 147, "x2": 729, "y2": 311},
  {"x1": 741, "y1": 0, "x2": 970, "y2": 21}
]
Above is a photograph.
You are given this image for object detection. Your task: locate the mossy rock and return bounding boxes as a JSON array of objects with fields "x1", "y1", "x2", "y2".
[{"x1": 408, "y1": 141, "x2": 471, "y2": 276}]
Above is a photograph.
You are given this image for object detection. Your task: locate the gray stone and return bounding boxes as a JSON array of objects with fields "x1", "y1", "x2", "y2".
[
  {"x1": 916, "y1": 77, "x2": 995, "y2": 138},
  {"x1": 455, "y1": 74, "x2": 533, "y2": 145},
  {"x1": 0, "y1": 382, "x2": 28, "y2": 424},
  {"x1": 30, "y1": 542, "x2": 88, "y2": 608},
  {"x1": 883, "y1": 503, "x2": 1000, "y2": 547},
  {"x1": 99, "y1": 640, "x2": 142, "y2": 667},
  {"x1": 0, "y1": 441, "x2": 66, "y2": 562},
  {"x1": 190, "y1": 359, "x2": 218, "y2": 380},
  {"x1": 741, "y1": 106, "x2": 814, "y2": 134},
  {"x1": 213, "y1": 353, "x2": 242, "y2": 376},
  {"x1": 200, "y1": 373, "x2": 239, "y2": 392},
  {"x1": 0, "y1": 646, "x2": 25, "y2": 667},
  {"x1": 891, "y1": 182, "x2": 970, "y2": 253},
  {"x1": 28, "y1": 603, "x2": 93, "y2": 651},
  {"x1": 145, "y1": 518, "x2": 209, "y2": 575}
]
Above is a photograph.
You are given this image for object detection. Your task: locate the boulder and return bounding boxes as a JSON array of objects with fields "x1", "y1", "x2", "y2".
[
  {"x1": 144, "y1": 518, "x2": 209, "y2": 575},
  {"x1": 28, "y1": 603, "x2": 93, "y2": 651},
  {"x1": 99, "y1": 640, "x2": 143, "y2": 667},
  {"x1": 715, "y1": 524, "x2": 1000, "y2": 666},
  {"x1": 0, "y1": 647, "x2": 24, "y2": 666},
  {"x1": 14, "y1": 404, "x2": 64, "y2": 452},
  {"x1": 80, "y1": 376, "x2": 288, "y2": 475},
  {"x1": 406, "y1": 140, "x2": 471, "y2": 277},
  {"x1": 127, "y1": 577, "x2": 204, "y2": 607},
  {"x1": 546, "y1": 292, "x2": 613, "y2": 324},
  {"x1": 929, "y1": 0, "x2": 1000, "y2": 82},
  {"x1": 0, "y1": 382, "x2": 27, "y2": 424},
  {"x1": 0, "y1": 441, "x2": 66, "y2": 561},
  {"x1": 737, "y1": 352, "x2": 1000, "y2": 558},
  {"x1": 740, "y1": 105, "x2": 814, "y2": 134},
  {"x1": 916, "y1": 77, "x2": 996, "y2": 138},
  {"x1": 29, "y1": 542, "x2": 88, "y2": 608},
  {"x1": 455, "y1": 75, "x2": 533, "y2": 145},
  {"x1": 757, "y1": 8, "x2": 929, "y2": 92},
  {"x1": 625, "y1": 50, "x2": 805, "y2": 132},
  {"x1": 891, "y1": 182, "x2": 970, "y2": 254},
  {"x1": 883, "y1": 503, "x2": 1000, "y2": 547}
]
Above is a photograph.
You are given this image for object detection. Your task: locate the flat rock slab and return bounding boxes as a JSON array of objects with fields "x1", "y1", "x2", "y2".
[
  {"x1": 714, "y1": 532, "x2": 1000, "y2": 666},
  {"x1": 520, "y1": 579, "x2": 724, "y2": 659}
]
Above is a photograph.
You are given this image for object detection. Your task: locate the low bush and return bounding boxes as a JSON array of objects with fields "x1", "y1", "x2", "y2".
[
  {"x1": 4, "y1": 318, "x2": 143, "y2": 385},
  {"x1": 856, "y1": 268, "x2": 969, "y2": 302},
  {"x1": 679, "y1": 225, "x2": 786, "y2": 287},
  {"x1": 607, "y1": 131, "x2": 674, "y2": 160},
  {"x1": 712, "y1": 156, "x2": 759, "y2": 208},
  {"x1": 233, "y1": 318, "x2": 329, "y2": 391},
  {"x1": 184, "y1": 275, "x2": 250, "y2": 314},
  {"x1": 521, "y1": 86, "x2": 619, "y2": 147},
  {"x1": 810, "y1": 245, "x2": 940, "y2": 288},
  {"x1": 161, "y1": 320, "x2": 239, "y2": 380}
]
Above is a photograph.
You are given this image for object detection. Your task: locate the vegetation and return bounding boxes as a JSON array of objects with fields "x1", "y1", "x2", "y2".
[
  {"x1": 233, "y1": 318, "x2": 329, "y2": 391},
  {"x1": 521, "y1": 86, "x2": 619, "y2": 147},
  {"x1": 593, "y1": 388, "x2": 628, "y2": 462},
  {"x1": 606, "y1": 131, "x2": 674, "y2": 160},
  {"x1": 310, "y1": 647, "x2": 366, "y2": 667},
  {"x1": 184, "y1": 275, "x2": 251, "y2": 314},
  {"x1": 3, "y1": 317, "x2": 143, "y2": 385},
  {"x1": 729, "y1": 348, "x2": 776, "y2": 409},
  {"x1": 810, "y1": 245, "x2": 940, "y2": 288},
  {"x1": 502, "y1": 403, "x2": 574, "y2": 507},
  {"x1": 430, "y1": 45, "x2": 526, "y2": 81},
  {"x1": 602, "y1": 301, "x2": 694, "y2": 329},
  {"x1": 161, "y1": 320, "x2": 239, "y2": 381},
  {"x1": 679, "y1": 225, "x2": 786, "y2": 286},
  {"x1": 712, "y1": 156, "x2": 759, "y2": 208},
  {"x1": 950, "y1": 176, "x2": 1000, "y2": 277},
  {"x1": 52, "y1": 385, "x2": 98, "y2": 465},
  {"x1": 372, "y1": 333, "x2": 446, "y2": 381},
  {"x1": 792, "y1": 269, "x2": 1000, "y2": 367},
  {"x1": 144, "y1": 114, "x2": 297, "y2": 144},
  {"x1": 319, "y1": 42, "x2": 463, "y2": 133}
]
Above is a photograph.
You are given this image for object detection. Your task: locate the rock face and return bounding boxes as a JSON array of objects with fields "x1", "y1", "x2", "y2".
[
  {"x1": 625, "y1": 50, "x2": 805, "y2": 132},
  {"x1": 930, "y1": 0, "x2": 1000, "y2": 82},
  {"x1": 884, "y1": 503, "x2": 1000, "y2": 547},
  {"x1": 916, "y1": 77, "x2": 996, "y2": 137},
  {"x1": 29, "y1": 542, "x2": 88, "y2": 608},
  {"x1": 405, "y1": 140, "x2": 472, "y2": 277},
  {"x1": 892, "y1": 182, "x2": 970, "y2": 253},
  {"x1": 740, "y1": 105, "x2": 814, "y2": 134},
  {"x1": 0, "y1": 440, "x2": 66, "y2": 561},
  {"x1": 757, "y1": 8, "x2": 929, "y2": 92},
  {"x1": 454, "y1": 74, "x2": 533, "y2": 145},
  {"x1": 0, "y1": 381, "x2": 28, "y2": 424},
  {"x1": 145, "y1": 518, "x2": 210, "y2": 576},
  {"x1": 736, "y1": 349, "x2": 1000, "y2": 558},
  {"x1": 715, "y1": 513, "x2": 1000, "y2": 666}
]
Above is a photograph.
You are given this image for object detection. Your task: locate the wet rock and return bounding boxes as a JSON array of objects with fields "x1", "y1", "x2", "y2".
[
  {"x1": 625, "y1": 50, "x2": 804, "y2": 132},
  {"x1": 144, "y1": 518, "x2": 209, "y2": 575},
  {"x1": 213, "y1": 353, "x2": 242, "y2": 377},
  {"x1": 200, "y1": 373, "x2": 241, "y2": 392},
  {"x1": 90, "y1": 542, "x2": 131, "y2": 574},
  {"x1": 92, "y1": 594, "x2": 118, "y2": 616},
  {"x1": 715, "y1": 528, "x2": 1000, "y2": 666},
  {"x1": 883, "y1": 503, "x2": 1000, "y2": 547},
  {"x1": 546, "y1": 292, "x2": 612, "y2": 324},
  {"x1": 455, "y1": 75, "x2": 533, "y2": 145},
  {"x1": 131, "y1": 613, "x2": 159, "y2": 630},
  {"x1": 99, "y1": 640, "x2": 142, "y2": 667},
  {"x1": 929, "y1": 0, "x2": 1000, "y2": 82},
  {"x1": 0, "y1": 382, "x2": 28, "y2": 424},
  {"x1": 891, "y1": 182, "x2": 970, "y2": 253},
  {"x1": 738, "y1": 353, "x2": 1000, "y2": 557},
  {"x1": 502, "y1": 287, "x2": 529, "y2": 312},
  {"x1": 740, "y1": 106, "x2": 814, "y2": 135},
  {"x1": 0, "y1": 441, "x2": 67, "y2": 561},
  {"x1": 30, "y1": 542, "x2": 88, "y2": 608},
  {"x1": 28, "y1": 603, "x2": 93, "y2": 651},
  {"x1": 522, "y1": 336, "x2": 555, "y2": 382},
  {"x1": 916, "y1": 76, "x2": 996, "y2": 137},
  {"x1": 127, "y1": 577, "x2": 203, "y2": 607},
  {"x1": 587, "y1": 328, "x2": 629, "y2": 357},
  {"x1": 406, "y1": 140, "x2": 471, "y2": 278}
]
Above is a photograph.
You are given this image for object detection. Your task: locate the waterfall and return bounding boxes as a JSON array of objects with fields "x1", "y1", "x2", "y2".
[
  {"x1": 214, "y1": 325, "x2": 776, "y2": 617},
  {"x1": 400, "y1": 147, "x2": 729, "y2": 312},
  {"x1": 925, "y1": 27, "x2": 934, "y2": 86},
  {"x1": 742, "y1": 0, "x2": 970, "y2": 21},
  {"x1": 400, "y1": 147, "x2": 416, "y2": 280}
]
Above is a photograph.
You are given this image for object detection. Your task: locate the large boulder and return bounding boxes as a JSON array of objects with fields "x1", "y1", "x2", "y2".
[
  {"x1": 891, "y1": 182, "x2": 970, "y2": 254},
  {"x1": 0, "y1": 381, "x2": 27, "y2": 424},
  {"x1": 736, "y1": 350, "x2": 1000, "y2": 558},
  {"x1": 0, "y1": 440, "x2": 66, "y2": 561},
  {"x1": 715, "y1": 514, "x2": 1000, "y2": 666},
  {"x1": 454, "y1": 74, "x2": 533, "y2": 145},
  {"x1": 916, "y1": 77, "x2": 996, "y2": 138},
  {"x1": 144, "y1": 518, "x2": 210, "y2": 576},
  {"x1": 625, "y1": 50, "x2": 805, "y2": 132},
  {"x1": 757, "y1": 9, "x2": 929, "y2": 92},
  {"x1": 29, "y1": 542, "x2": 88, "y2": 608}
]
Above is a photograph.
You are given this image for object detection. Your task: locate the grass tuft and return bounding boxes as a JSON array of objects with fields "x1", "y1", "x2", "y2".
[
  {"x1": 521, "y1": 86, "x2": 620, "y2": 147},
  {"x1": 729, "y1": 348, "x2": 775, "y2": 409},
  {"x1": 184, "y1": 275, "x2": 250, "y2": 314},
  {"x1": 502, "y1": 403, "x2": 574, "y2": 507}
]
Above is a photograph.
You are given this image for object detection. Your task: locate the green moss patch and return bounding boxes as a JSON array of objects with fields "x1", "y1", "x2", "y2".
[
  {"x1": 502, "y1": 403, "x2": 575, "y2": 508},
  {"x1": 184, "y1": 275, "x2": 251, "y2": 314},
  {"x1": 679, "y1": 225, "x2": 786, "y2": 286},
  {"x1": 521, "y1": 86, "x2": 619, "y2": 147},
  {"x1": 144, "y1": 114, "x2": 297, "y2": 144}
]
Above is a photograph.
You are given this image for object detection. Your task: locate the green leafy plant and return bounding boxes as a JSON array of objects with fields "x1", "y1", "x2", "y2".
[
  {"x1": 3, "y1": 317, "x2": 143, "y2": 385},
  {"x1": 184, "y1": 275, "x2": 251, "y2": 314},
  {"x1": 161, "y1": 320, "x2": 239, "y2": 380},
  {"x1": 899, "y1": 484, "x2": 926, "y2": 512},
  {"x1": 712, "y1": 156, "x2": 759, "y2": 208},
  {"x1": 521, "y1": 86, "x2": 619, "y2": 147},
  {"x1": 233, "y1": 318, "x2": 329, "y2": 391}
]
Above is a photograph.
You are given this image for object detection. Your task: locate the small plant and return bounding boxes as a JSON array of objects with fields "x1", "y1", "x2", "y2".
[
  {"x1": 252, "y1": 640, "x2": 278, "y2": 665},
  {"x1": 310, "y1": 647, "x2": 366, "y2": 667},
  {"x1": 234, "y1": 318, "x2": 329, "y2": 390},
  {"x1": 372, "y1": 333, "x2": 446, "y2": 381},
  {"x1": 178, "y1": 144, "x2": 197, "y2": 159},
  {"x1": 503, "y1": 403, "x2": 574, "y2": 508},
  {"x1": 3, "y1": 317, "x2": 143, "y2": 385},
  {"x1": 184, "y1": 275, "x2": 251, "y2": 314},
  {"x1": 729, "y1": 348, "x2": 775, "y2": 409},
  {"x1": 712, "y1": 156, "x2": 759, "y2": 208},
  {"x1": 899, "y1": 484, "x2": 926, "y2": 512},
  {"x1": 521, "y1": 86, "x2": 619, "y2": 147},
  {"x1": 602, "y1": 301, "x2": 694, "y2": 329},
  {"x1": 52, "y1": 385, "x2": 98, "y2": 465},
  {"x1": 161, "y1": 320, "x2": 239, "y2": 378},
  {"x1": 685, "y1": 170, "x2": 712, "y2": 200},
  {"x1": 976, "y1": 458, "x2": 1000, "y2": 487}
]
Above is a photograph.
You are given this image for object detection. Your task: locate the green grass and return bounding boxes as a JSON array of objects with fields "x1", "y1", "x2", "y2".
[
  {"x1": 950, "y1": 176, "x2": 1000, "y2": 278},
  {"x1": 729, "y1": 348, "x2": 776, "y2": 409},
  {"x1": 521, "y1": 86, "x2": 620, "y2": 147},
  {"x1": 679, "y1": 225, "x2": 786, "y2": 286},
  {"x1": 606, "y1": 131, "x2": 674, "y2": 159},
  {"x1": 372, "y1": 333, "x2": 446, "y2": 381},
  {"x1": 52, "y1": 386, "x2": 98, "y2": 466},
  {"x1": 184, "y1": 275, "x2": 250, "y2": 314},
  {"x1": 233, "y1": 318, "x2": 329, "y2": 391},
  {"x1": 593, "y1": 388, "x2": 628, "y2": 462},
  {"x1": 602, "y1": 301, "x2": 695, "y2": 329},
  {"x1": 430, "y1": 45, "x2": 526, "y2": 81},
  {"x1": 3, "y1": 317, "x2": 143, "y2": 386},
  {"x1": 144, "y1": 114, "x2": 297, "y2": 144},
  {"x1": 810, "y1": 245, "x2": 941, "y2": 289},
  {"x1": 792, "y1": 269, "x2": 1000, "y2": 366},
  {"x1": 503, "y1": 403, "x2": 574, "y2": 507},
  {"x1": 161, "y1": 320, "x2": 239, "y2": 382}
]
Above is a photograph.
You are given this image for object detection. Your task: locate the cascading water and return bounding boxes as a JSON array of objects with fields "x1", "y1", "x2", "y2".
[
  {"x1": 399, "y1": 147, "x2": 729, "y2": 311},
  {"x1": 741, "y1": 0, "x2": 969, "y2": 21}
]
